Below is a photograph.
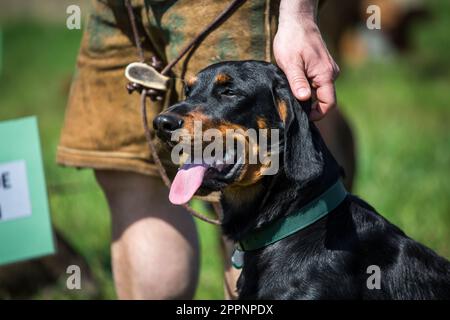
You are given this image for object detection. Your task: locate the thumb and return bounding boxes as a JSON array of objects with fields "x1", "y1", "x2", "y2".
[{"x1": 284, "y1": 61, "x2": 311, "y2": 101}]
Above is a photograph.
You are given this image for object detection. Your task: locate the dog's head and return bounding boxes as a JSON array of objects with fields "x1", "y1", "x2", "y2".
[{"x1": 153, "y1": 61, "x2": 324, "y2": 205}]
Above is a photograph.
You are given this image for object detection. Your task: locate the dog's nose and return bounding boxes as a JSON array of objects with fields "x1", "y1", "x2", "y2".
[{"x1": 153, "y1": 114, "x2": 184, "y2": 139}]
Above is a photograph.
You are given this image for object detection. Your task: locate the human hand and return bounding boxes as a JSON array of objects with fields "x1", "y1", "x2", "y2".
[{"x1": 273, "y1": 1, "x2": 340, "y2": 121}]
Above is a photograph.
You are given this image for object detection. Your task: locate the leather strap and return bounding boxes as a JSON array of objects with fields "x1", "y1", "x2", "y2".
[
  {"x1": 124, "y1": 0, "x2": 247, "y2": 225},
  {"x1": 239, "y1": 180, "x2": 348, "y2": 251}
]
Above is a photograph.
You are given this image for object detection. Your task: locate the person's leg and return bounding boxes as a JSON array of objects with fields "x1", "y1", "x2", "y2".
[{"x1": 94, "y1": 170, "x2": 199, "y2": 299}]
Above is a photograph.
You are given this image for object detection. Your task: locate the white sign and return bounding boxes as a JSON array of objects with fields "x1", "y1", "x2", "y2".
[{"x1": 0, "y1": 160, "x2": 32, "y2": 222}]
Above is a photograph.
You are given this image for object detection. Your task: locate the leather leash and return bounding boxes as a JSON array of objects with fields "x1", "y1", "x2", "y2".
[{"x1": 124, "y1": 0, "x2": 246, "y2": 225}]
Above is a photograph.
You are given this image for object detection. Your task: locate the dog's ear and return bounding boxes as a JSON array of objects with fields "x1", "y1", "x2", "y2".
[{"x1": 270, "y1": 67, "x2": 324, "y2": 185}]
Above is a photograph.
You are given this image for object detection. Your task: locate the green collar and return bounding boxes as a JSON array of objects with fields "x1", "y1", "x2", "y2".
[
  {"x1": 239, "y1": 180, "x2": 348, "y2": 252},
  {"x1": 232, "y1": 180, "x2": 348, "y2": 268}
]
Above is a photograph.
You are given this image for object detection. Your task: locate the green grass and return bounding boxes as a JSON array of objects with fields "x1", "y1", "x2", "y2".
[
  {"x1": 0, "y1": 21, "x2": 224, "y2": 300},
  {"x1": 338, "y1": 62, "x2": 450, "y2": 257},
  {"x1": 0, "y1": 0, "x2": 449, "y2": 299}
]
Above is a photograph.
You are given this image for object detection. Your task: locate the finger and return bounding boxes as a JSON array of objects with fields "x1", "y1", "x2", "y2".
[
  {"x1": 309, "y1": 82, "x2": 336, "y2": 121},
  {"x1": 284, "y1": 60, "x2": 311, "y2": 101},
  {"x1": 332, "y1": 62, "x2": 341, "y2": 80}
]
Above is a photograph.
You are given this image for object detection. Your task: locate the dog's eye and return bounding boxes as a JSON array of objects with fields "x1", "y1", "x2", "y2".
[{"x1": 220, "y1": 88, "x2": 236, "y2": 97}]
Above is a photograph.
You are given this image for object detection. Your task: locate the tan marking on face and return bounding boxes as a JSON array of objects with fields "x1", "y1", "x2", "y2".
[
  {"x1": 235, "y1": 161, "x2": 274, "y2": 187},
  {"x1": 182, "y1": 111, "x2": 211, "y2": 134},
  {"x1": 180, "y1": 115, "x2": 270, "y2": 188},
  {"x1": 277, "y1": 100, "x2": 288, "y2": 123},
  {"x1": 186, "y1": 76, "x2": 197, "y2": 87},
  {"x1": 256, "y1": 116, "x2": 267, "y2": 129},
  {"x1": 224, "y1": 181, "x2": 264, "y2": 207},
  {"x1": 184, "y1": 117, "x2": 246, "y2": 137},
  {"x1": 215, "y1": 73, "x2": 231, "y2": 84},
  {"x1": 216, "y1": 122, "x2": 247, "y2": 135},
  {"x1": 238, "y1": 164, "x2": 262, "y2": 185},
  {"x1": 216, "y1": 121, "x2": 272, "y2": 187}
]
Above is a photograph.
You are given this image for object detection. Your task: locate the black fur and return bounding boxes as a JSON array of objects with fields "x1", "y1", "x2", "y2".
[{"x1": 156, "y1": 60, "x2": 450, "y2": 299}]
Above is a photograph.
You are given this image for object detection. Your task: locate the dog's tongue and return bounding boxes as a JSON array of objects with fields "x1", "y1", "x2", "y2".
[{"x1": 169, "y1": 164, "x2": 208, "y2": 205}]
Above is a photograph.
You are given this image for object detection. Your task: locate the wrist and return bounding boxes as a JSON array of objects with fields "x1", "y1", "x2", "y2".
[{"x1": 279, "y1": 0, "x2": 318, "y2": 27}]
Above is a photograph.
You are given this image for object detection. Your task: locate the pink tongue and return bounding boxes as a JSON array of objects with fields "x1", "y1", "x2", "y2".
[{"x1": 169, "y1": 164, "x2": 208, "y2": 205}]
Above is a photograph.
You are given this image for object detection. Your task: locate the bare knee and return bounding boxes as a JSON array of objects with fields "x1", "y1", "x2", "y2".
[
  {"x1": 111, "y1": 218, "x2": 198, "y2": 299},
  {"x1": 94, "y1": 170, "x2": 200, "y2": 299}
]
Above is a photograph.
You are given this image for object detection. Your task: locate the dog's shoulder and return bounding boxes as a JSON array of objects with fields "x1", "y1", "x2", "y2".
[
  {"x1": 239, "y1": 195, "x2": 450, "y2": 299},
  {"x1": 337, "y1": 195, "x2": 450, "y2": 299}
]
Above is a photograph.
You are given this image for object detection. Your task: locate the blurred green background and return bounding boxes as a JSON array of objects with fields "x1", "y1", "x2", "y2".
[{"x1": 0, "y1": 0, "x2": 449, "y2": 299}]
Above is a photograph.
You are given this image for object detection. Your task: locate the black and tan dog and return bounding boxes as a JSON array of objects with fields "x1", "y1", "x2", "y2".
[{"x1": 153, "y1": 61, "x2": 450, "y2": 299}]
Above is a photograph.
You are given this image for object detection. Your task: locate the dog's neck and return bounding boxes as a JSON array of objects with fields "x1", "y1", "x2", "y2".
[{"x1": 220, "y1": 124, "x2": 341, "y2": 242}]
